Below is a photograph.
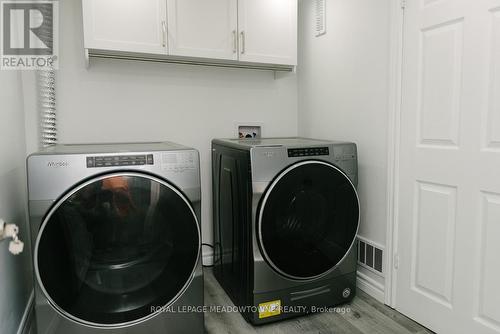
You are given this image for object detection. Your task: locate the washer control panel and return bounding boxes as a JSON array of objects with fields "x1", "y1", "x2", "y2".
[
  {"x1": 288, "y1": 147, "x2": 329, "y2": 157},
  {"x1": 86, "y1": 154, "x2": 154, "y2": 168},
  {"x1": 161, "y1": 151, "x2": 196, "y2": 172}
]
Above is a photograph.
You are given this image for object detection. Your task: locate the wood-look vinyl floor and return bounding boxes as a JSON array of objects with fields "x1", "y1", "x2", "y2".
[{"x1": 204, "y1": 270, "x2": 434, "y2": 334}]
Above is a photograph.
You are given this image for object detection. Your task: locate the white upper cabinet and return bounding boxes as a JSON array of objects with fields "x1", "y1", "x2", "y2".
[
  {"x1": 82, "y1": 0, "x2": 167, "y2": 55},
  {"x1": 238, "y1": 0, "x2": 297, "y2": 66},
  {"x1": 167, "y1": 0, "x2": 238, "y2": 60},
  {"x1": 82, "y1": 0, "x2": 297, "y2": 69}
]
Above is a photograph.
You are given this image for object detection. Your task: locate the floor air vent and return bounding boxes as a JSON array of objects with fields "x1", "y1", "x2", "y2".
[{"x1": 358, "y1": 239, "x2": 383, "y2": 274}]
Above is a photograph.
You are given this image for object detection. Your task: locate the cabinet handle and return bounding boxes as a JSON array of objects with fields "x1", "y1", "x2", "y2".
[
  {"x1": 240, "y1": 31, "x2": 245, "y2": 54},
  {"x1": 161, "y1": 21, "x2": 167, "y2": 47},
  {"x1": 232, "y1": 30, "x2": 237, "y2": 54}
]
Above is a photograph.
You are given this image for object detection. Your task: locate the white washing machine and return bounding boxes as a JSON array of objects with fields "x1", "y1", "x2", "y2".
[{"x1": 27, "y1": 142, "x2": 204, "y2": 334}]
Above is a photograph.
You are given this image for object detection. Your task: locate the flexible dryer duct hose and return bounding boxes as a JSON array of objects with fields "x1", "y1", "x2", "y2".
[
  {"x1": 37, "y1": 4, "x2": 57, "y2": 147},
  {"x1": 38, "y1": 70, "x2": 56, "y2": 147}
]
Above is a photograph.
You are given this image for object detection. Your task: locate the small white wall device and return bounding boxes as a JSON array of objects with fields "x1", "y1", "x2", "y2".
[{"x1": 0, "y1": 219, "x2": 24, "y2": 255}]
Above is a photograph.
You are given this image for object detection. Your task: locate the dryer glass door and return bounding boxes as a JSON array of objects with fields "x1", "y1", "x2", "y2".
[
  {"x1": 35, "y1": 172, "x2": 200, "y2": 327},
  {"x1": 258, "y1": 161, "x2": 359, "y2": 280}
]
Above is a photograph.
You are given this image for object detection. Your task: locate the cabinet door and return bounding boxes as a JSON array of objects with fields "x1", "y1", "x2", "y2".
[
  {"x1": 238, "y1": 0, "x2": 297, "y2": 66},
  {"x1": 82, "y1": 0, "x2": 167, "y2": 55},
  {"x1": 167, "y1": 0, "x2": 238, "y2": 60}
]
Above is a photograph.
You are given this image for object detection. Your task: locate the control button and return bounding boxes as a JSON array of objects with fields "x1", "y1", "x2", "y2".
[
  {"x1": 147, "y1": 154, "x2": 154, "y2": 164},
  {"x1": 86, "y1": 157, "x2": 94, "y2": 168},
  {"x1": 288, "y1": 147, "x2": 330, "y2": 157},
  {"x1": 95, "y1": 162, "x2": 104, "y2": 167}
]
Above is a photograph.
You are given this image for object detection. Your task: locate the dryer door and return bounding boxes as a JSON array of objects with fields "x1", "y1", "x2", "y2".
[
  {"x1": 34, "y1": 172, "x2": 200, "y2": 328},
  {"x1": 257, "y1": 161, "x2": 360, "y2": 280}
]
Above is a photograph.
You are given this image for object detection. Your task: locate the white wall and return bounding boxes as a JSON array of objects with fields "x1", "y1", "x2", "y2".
[
  {"x1": 23, "y1": 0, "x2": 298, "y2": 249},
  {"x1": 298, "y1": 0, "x2": 391, "y2": 288},
  {"x1": 0, "y1": 72, "x2": 32, "y2": 333}
]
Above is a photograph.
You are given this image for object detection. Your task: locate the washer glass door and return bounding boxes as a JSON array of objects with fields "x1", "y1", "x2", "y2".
[
  {"x1": 258, "y1": 161, "x2": 359, "y2": 280},
  {"x1": 35, "y1": 172, "x2": 200, "y2": 327}
]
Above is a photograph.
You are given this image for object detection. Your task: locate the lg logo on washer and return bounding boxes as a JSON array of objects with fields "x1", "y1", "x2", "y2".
[{"x1": 47, "y1": 161, "x2": 68, "y2": 168}]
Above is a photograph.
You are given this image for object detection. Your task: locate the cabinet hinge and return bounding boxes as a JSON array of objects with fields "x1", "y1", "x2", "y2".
[
  {"x1": 394, "y1": 253, "x2": 400, "y2": 270},
  {"x1": 401, "y1": 0, "x2": 407, "y2": 9}
]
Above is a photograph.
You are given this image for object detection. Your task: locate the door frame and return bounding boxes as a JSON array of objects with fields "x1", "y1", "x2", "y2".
[{"x1": 384, "y1": 0, "x2": 406, "y2": 308}]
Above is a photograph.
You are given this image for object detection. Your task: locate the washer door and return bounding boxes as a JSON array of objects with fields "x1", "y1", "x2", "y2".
[
  {"x1": 35, "y1": 172, "x2": 200, "y2": 328},
  {"x1": 258, "y1": 161, "x2": 360, "y2": 280}
]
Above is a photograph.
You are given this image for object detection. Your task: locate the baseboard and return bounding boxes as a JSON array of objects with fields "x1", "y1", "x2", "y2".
[
  {"x1": 202, "y1": 249, "x2": 213, "y2": 266},
  {"x1": 17, "y1": 291, "x2": 34, "y2": 334},
  {"x1": 356, "y1": 270, "x2": 385, "y2": 303}
]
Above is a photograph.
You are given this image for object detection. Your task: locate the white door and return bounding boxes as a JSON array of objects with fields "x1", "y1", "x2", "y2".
[
  {"x1": 82, "y1": 0, "x2": 167, "y2": 55},
  {"x1": 167, "y1": 0, "x2": 238, "y2": 60},
  {"x1": 238, "y1": 0, "x2": 297, "y2": 66},
  {"x1": 396, "y1": 0, "x2": 500, "y2": 333}
]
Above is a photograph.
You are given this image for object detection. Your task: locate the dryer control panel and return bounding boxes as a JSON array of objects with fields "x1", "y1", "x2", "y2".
[
  {"x1": 288, "y1": 147, "x2": 329, "y2": 157},
  {"x1": 86, "y1": 154, "x2": 154, "y2": 168}
]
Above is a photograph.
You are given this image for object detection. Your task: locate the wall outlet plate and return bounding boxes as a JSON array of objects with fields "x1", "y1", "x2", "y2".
[{"x1": 235, "y1": 123, "x2": 263, "y2": 139}]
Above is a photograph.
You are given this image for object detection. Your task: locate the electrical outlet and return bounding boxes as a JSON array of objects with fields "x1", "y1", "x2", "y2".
[{"x1": 236, "y1": 123, "x2": 263, "y2": 139}]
